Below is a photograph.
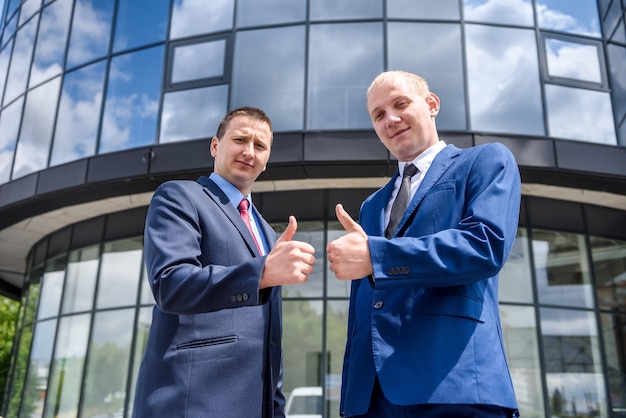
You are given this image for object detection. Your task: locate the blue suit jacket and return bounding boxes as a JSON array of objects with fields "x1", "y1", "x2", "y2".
[
  {"x1": 340, "y1": 143, "x2": 521, "y2": 416},
  {"x1": 133, "y1": 176, "x2": 285, "y2": 418}
]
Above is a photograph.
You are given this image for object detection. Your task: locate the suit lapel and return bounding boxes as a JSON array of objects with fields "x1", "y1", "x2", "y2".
[
  {"x1": 395, "y1": 144, "x2": 461, "y2": 237},
  {"x1": 197, "y1": 176, "x2": 262, "y2": 256}
]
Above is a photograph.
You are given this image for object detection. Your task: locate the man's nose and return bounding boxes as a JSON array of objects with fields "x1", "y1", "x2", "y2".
[{"x1": 386, "y1": 113, "x2": 401, "y2": 128}]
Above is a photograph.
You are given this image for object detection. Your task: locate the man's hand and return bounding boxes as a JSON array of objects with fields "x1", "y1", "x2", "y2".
[
  {"x1": 261, "y1": 216, "x2": 316, "y2": 288},
  {"x1": 327, "y1": 204, "x2": 373, "y2": 280}
]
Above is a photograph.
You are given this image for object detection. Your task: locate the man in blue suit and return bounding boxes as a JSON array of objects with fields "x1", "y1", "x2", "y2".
[
  {"x1": 327, "y1": 71, "x2": 521, "y2": 417},
  {"x1": 133, "y1": 107, "x2": 316, "y2": 417}
]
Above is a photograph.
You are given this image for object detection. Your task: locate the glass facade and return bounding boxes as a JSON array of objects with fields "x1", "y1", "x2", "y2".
[
  {"x1": 0, "y1": 0, "x2": 624, "y2": 181},
  {"x1": 0, "y1": 0, "x2": 625, "y2": 417}
]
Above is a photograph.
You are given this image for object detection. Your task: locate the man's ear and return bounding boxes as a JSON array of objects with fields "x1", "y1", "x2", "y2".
[
  {"x1": 427, "y1": 93, "x2": 440, "y2": 117},
  {"x1": 209, "y1": 136, "x2": 219, "y2": 157}
]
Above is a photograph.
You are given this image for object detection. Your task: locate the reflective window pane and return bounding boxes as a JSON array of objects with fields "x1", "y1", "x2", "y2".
[
  {"x1": 545, "y1": 38, "x2": 602, "y2": 84},
  {"x1": 80, "y1": 309, "x2": 135, "y2": 417},
  {"x1": 599, "y1": 312, "x2": 626, "y2": 415},
  {"x1": 0, "y1": 97, "x2": 23, "y2": 183},
  {"x1": 0, "y1": 32, "x2": 14, "y2": 102},
  {"x1": 44, "y1": 313, "x2": 90, "y2": 418},
  {"x1": 387, "y1": 22, "x2": 465, "y2": 130},
  {"x1": 537, "y1": 0, "x2": 601, "y2": 37},
  {"x1": 19, "y1": 0, "x2": 41, "y2": 26},
  {"x1": 172, "y1": 40, "x2": 225, "y2": 84},
  {"x1": 127, "y1": 306, "x2": 153, "y2": 415},
  {"x1": 278, "y1": 221, "x2": 324, "y2": 298},
  {"x1": 36, "y1": 255, "x2": 66, "y2": 320},
  {"x1": 1, "y1": 11, "x2": 18, "y2": 49},
  {"x1": 282, "y1": 301, "x2": 323, "y2": 394},
  {"x1": 21, "y1": 319, "x2": 57, "y2": 417},
  {"x1": 236, "y1": 0, "x2": 306, "y2": 27},
  {"x1": 232, "y1": 26, "x2": 305, "y2": 132},
  {"x1": 12, "y1": 78, "x2": 60, "y2": 179},
  {"x1": 139, "y1": 266, "x2": 155, "y2": 306},
  {"x1": 607, "y1": 44, "x2": 626, "y2": 123},
  {"x1": 464, "y1": 0, "x2": 533, "y2": 26},
  {"x1": 541, "y1": 308, "x2": 608, "y2": 417},
  {"x1": 325, "y1": 301, "x2": 348, "y2": 417},
  {"x1": 170, "y1": 0, "x2": 234, "y2": 40},
  {"x1": 545, "y1": 85, "x2": 617, "y2": 144},
  {"x1": 310, "y1": 0, "x2": 382, "y2": 20},
  {"x1": 113, "y1": 0, "x2": 168, "y2": 53},
  {"x1": 465, "y1": 24, "x2": 544, "y2": 135},
  {"x1": 96, "y1": 238, "x2": 142, "y2": 309},
  {"x1": 387, "y1": 0, "x2": 460, "y2": 20},
  {"x1": 60, "y1": 245, "x2": 99, "y2": 314},
  {"x1": 100, "y1": 46, "x2": 164, "y2": 153},
  {"x1": 591, "y1": 236, "x2": 626, "y2": 311},
  {"x1": 499, "y1": 229, "x2": 534, "y2": 303},
  {"x1": 66, "y1": 0, "x2": 114, "y2": 69},
  {"x1": 29, "y1": 0, "x2": 72, "y2": 88},
  {"x1": 532, "y1": 229, "x2": 594, "y2": 308},
  {"x1": 159, "y1": 85, "x2": 228, "y2": 143},
  {"x1": 307, "y1": 23, "x2": 383, "y2": 130},
  {"x1": 4, "y1": 18, "x2": 37, "y2": 105},
  {"x1": 50, "y1": 61, "x2": 106, "y2": 166},
  {"x1": 500, "y1": 305, "x2": 545, "y2": 418},
  {"x1": 5, "y1": 324, "x2": 33, "y2": 417}
]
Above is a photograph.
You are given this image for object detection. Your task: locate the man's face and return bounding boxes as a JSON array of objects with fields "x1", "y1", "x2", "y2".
[
  {"x1": 210, "y1": 115, "x2": 272, "y2": 195},
  {"x1": 367, "y1": 77, "x2": 440, "y2": 162}
]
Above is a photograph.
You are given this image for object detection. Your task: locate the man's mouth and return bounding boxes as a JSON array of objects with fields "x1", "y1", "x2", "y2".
[{"x1": 390, "y1": 128, "x2": 408, "y2": 139}]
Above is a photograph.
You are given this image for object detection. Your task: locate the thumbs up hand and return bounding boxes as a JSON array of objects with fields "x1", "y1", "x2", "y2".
[
  {"x1": 327, "y1": 204, "x2": 373, "y2": 280},
  {"x1": 261, "y1": 216, "x2": 316, "y2": 288}
]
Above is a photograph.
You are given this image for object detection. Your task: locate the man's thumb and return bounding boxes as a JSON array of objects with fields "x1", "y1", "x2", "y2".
[
  {"x1": 276, "y1": 215, "x2": 297, "y2": 244},
  {"x1": 335, "y1": 204, "x2": 359, "y2": 232}
]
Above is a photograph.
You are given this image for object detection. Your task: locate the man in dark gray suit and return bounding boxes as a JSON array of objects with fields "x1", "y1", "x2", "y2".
[{"x1": 132, "y1": 107, "x2": 316, "y2": 417}]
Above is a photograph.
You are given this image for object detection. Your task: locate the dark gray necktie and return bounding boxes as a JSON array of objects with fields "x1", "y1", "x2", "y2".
[{"x1": 386, "y1": 163, "x2": 419, "y2": 239}]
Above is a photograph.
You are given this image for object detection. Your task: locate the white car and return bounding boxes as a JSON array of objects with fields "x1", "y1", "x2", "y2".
[{"x1": 285, "y1": 386, "x2": 323, "y2": 418}]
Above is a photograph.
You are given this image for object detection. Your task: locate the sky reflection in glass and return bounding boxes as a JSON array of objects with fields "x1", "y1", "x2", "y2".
[
  {"x1": 29, "y1": 0, "x2": 72, "y2": 88},
  {"x1": 307, "y1": 23, "x2": 383, "y2": 130},
  {"x1": 0, "y1": 97, "x2": 22, "y2": 183},
  {"x1": 236, "y1": 0, "x2": 306, "y2": 27},
  {"x1": 545, "y1": 38, "x2": 602, "y2": 84},
  {"x1": 172, "y1": 40, "x2": 225, "y2": 84},
  {"x1": 170, "y1": 0, "x2": 234, "y2": 40},
  {"x1": 464, "y1": 0, "x2": 534, "y2": 26},
  {"x1": 537, "y1": 0, "x2": 601, "y2": 37},
  {"x1": 66, "y1": 0, "x2": 114, "y2": 69},
  {"x1": 465, "y1": 24, "x2": 544, "y2": 135},
  {"x1": 50, "y1": 61, "x2": 106, "y2": 167},
  {"x1": 160, "y1": 85, "x2": 228, "y2": 143},
  {"x1": 12, "y1": 78, "x2": 60, "y2": 179},
  {"x1": 232, "y1": 26, "x2": 305, "y2": 132},
  {"x1": 546, "y1": 85, "x2": 616, "y2": 144},
  {"x1": 113, "y1": 0, "x2": 168, "y2": 53},
  {"x1": 100, "y1": 46, "x2": 164, "y2": 153},
  {"x1": 3, "y1": 17, "x2": 36, "y2": 106}
]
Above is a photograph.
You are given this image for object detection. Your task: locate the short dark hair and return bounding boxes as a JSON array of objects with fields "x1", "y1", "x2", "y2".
[{"x1": 215, "y1": 106, "x2": 273, "y2": 139}]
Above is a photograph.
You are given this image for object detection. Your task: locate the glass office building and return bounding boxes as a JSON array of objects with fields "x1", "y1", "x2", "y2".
[{"x1": 0, "y1": 0, "x2": 625, "y2": 417}]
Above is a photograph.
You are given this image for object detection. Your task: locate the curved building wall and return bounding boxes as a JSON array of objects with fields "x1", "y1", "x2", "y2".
[{"x1": 0, "y1": 1, "x2": 624, "y2": 417}]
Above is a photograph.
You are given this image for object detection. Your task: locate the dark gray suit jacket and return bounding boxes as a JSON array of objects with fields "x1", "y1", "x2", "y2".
[{"x1": 133, "y1": 176, "x2": 285, "y2": 417}]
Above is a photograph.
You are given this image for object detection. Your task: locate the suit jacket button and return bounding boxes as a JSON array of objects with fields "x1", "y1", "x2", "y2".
[
  {"x1": 386, "y1": 267, "x2": 395, "y2": 275},
  {"x1": 402, "y1": 267, "x2": 410, "y2": 274},
  {"x1": 230, "y1": 295, "x2": 237, "y2": 303},
  {"x1": 237, "y1": 294, "x2": 243, "y2": 302},
  {"x1": 374, "y1": 301, "x2": 384, "y2": 309},
  {"x1": 242, "y1": 293, "x2": 249, "y2": 301}
]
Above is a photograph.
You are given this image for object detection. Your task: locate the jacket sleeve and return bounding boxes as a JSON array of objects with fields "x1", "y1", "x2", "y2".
[
  {"x1": 367, "y1": 143, "x2": 521, "y2": 289},
  {"x1": 144, "y1": 181, "x2": 267, "y2": 314}
]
